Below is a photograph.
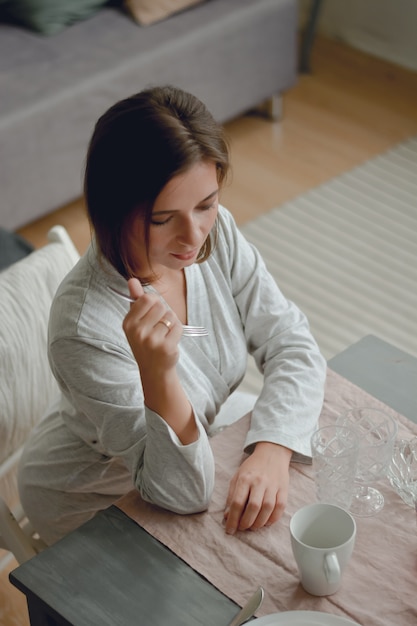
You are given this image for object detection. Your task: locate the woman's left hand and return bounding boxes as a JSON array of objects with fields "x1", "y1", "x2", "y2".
[{"x1": 223, "y1": 442, "x2": 292, "y2": 534}]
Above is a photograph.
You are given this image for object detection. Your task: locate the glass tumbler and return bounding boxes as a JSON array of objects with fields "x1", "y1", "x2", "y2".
[
  {"x1": 388, "y1": 437, "x2": 417, "y2": 511},
  {"x1": 337, "y1": 407, "x2": 398, "y2": 516},
  {"x1": 311, "y1": 425, "x2": 360, "y2": 510}
]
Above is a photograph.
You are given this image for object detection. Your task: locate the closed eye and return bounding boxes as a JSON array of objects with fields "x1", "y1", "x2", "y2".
[
  {"x1": 151, "y1": 196, "x2": 218, "y2": 227},
  {"x1": 151, "y1": 215, "x2": 173, "y2": 226},
  {"x1": 198, "y1": 200, "x2": 217, "y2": 212}
]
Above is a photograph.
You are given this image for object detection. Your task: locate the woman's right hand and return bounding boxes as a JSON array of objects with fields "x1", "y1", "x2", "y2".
[
  {"x1": 122, "y1": 277, "x2": 183, "y2": 375},
  {"x1": 122, "y1": 278, "x2": 198, "y2": 445}
]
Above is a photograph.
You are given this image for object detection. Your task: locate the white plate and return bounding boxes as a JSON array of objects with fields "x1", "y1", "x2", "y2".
[{"x1": 253, "y1": 611, "x2": 360, "y2": 625}]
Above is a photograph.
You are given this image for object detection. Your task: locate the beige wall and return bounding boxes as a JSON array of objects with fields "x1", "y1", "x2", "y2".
[{"x1": 299, "y1": 0, "x2": 417, "y2": 71}]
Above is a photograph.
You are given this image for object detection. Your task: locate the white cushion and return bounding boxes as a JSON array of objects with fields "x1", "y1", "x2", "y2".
[{"x1": 0, "y1": 226, "x2": 79, "y2": 505}]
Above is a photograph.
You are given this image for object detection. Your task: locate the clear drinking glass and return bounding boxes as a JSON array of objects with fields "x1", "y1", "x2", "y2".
[
  {"x1": 388, "y1": 437, "x2": 417, "y2": 512},
  {"x1": 337, "y1": 407, "x2": 398, "y2": 517},
  {"x1": 311, "y1": 425, "x2": 360, "y2": 510}
]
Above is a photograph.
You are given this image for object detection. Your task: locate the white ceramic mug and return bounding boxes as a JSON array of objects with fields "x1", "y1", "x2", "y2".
[{"x1": 290, "y1": 503, "x2": 356, "y2": 596}]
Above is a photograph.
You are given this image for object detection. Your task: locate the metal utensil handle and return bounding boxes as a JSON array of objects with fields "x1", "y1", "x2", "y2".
[{"x1": 228, "y1": 586, "x2": 265, "y2": 626}]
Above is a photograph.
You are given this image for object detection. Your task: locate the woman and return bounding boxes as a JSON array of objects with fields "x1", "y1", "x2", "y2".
[{"x1": 18, "y1": 86, "x2": 326, "y2": 544}]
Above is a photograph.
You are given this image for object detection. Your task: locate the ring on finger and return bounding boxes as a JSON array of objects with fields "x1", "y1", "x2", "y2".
[{"x1": 157, "y1": 318, "x2": 172, "y2": 331}]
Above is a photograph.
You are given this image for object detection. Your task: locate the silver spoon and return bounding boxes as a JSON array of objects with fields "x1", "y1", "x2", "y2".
[{"x1": 228, "y1": 586, "x2": 265, "y2": 626}]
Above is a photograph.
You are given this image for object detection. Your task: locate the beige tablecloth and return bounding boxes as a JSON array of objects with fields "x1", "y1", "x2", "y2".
[{"x1": 116, "y1": 369, "x2": 417, "y2": 626}]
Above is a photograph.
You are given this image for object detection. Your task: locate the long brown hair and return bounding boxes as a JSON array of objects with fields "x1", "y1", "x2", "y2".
[{"x1": 84, "y1": 85, "x2": 230, "y2": 280}]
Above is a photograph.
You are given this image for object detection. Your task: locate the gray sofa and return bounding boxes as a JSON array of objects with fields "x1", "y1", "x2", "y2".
[{"x1": 0, "y1": 0, "x2": 298, "y2": 231}]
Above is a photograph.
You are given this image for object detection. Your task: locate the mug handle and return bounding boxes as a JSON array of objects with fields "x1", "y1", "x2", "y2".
[{"x1": 324, "y1": 552, "x2": 340, "y2": 584}]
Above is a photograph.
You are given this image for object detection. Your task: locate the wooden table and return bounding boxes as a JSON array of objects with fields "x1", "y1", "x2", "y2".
[{"x1": 10, "y1": 335, "x2": 417, "y2": 626}]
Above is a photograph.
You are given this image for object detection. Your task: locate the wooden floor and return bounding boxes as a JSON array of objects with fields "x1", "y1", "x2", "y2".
[{"x1": 3, "y1": 36, "x2": 417, "y2": 626}]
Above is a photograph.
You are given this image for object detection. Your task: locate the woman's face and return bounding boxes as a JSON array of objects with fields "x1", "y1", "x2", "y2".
[{"x1": 130, "y1": 161, "x2": 219, "y2": 276}]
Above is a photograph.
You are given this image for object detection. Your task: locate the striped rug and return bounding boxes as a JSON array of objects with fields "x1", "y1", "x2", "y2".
[{"x1": 239, "y1": 136, "x2": 417, "y2": 395}]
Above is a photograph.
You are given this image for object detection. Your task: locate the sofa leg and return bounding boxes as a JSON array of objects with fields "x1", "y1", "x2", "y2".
[{"x1": 252, "y1": 94, "x2": 283, "y2": 121}]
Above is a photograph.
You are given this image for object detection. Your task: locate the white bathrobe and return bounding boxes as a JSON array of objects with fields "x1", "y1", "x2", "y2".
[{"x1": 18, "y1": 206, "x2": 326, "y2": 543}]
